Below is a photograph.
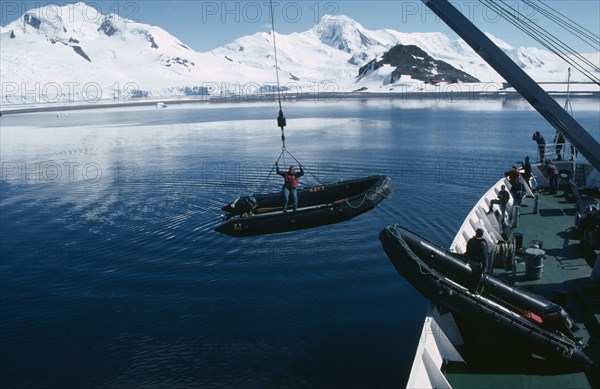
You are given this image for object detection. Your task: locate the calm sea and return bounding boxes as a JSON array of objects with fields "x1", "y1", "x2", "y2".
[{"x1": 1, "y1": 97, "x2": 598, "y2": 388}]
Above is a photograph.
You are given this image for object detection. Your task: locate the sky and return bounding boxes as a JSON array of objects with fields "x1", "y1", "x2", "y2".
[{"x1": 2, "y1": 0, "x2": 599, "y2": 53}]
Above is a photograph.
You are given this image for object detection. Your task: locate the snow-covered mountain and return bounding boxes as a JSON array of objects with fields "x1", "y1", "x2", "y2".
[
  {"x1": 0, "y1": 2, "x2": 271, "y2": 103},
  {"x1": 1, "y1": 3, "x2": 597, "y2": 104}
]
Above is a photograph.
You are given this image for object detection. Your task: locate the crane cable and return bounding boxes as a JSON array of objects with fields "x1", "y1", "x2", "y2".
[
  {"x1": 253, "y1": 0, "x2": 327, "y2": 195},
  {"x1": 269, "y1": 0, "x2": 287, "y2": 150}
]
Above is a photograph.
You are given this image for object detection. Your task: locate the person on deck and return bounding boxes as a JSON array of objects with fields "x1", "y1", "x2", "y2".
[
  {"x1": 276, "y1": 163, "x2": 304, "y2": 212},
  {"x1": 522, "y1": 156, "x2": 532, "y2": 191},
  {"x1": 545, "y1": 160, "x2": 559, "y2": 194},
  {"x1": 466, "y1": 228, "x2": 489, "y2": 294},
  {"x1": 506, "y1": 165, "x2": 524, "y2": 207},
  {"x1": 554, "y1": 131, "x2": 565, "y2": 161},
  {"x1": 532, "y1": 131, "x2": 546, "y2": 162},
  {"x1": 489, "y1": 184, "x2": 510, "y2": 220}
]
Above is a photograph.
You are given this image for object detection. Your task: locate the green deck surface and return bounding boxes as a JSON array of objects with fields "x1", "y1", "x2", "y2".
[{"x1": 445, "y1": 186, "x2": 600, "y2": 388}]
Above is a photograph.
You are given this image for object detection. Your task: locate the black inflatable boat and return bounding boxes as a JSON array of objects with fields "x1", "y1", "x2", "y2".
[
  {"x1": 379, "y1": 224, "x2": 592, "y2": 367},
  {"x1": 215, "y1": 175, "x2": 392, "y2": 237}
]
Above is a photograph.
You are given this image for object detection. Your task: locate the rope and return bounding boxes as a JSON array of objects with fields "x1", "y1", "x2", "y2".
[
  {"x1": 493, "y1": 242, "x2": 515, "y2": 271},
  {"x1": 385, "y1": 226, "x2": 432, "y2": 276},
  {"x1": 253, "y1": 149, "x2": 325, "y2": 194},
  {"x1": 345, "y1": 180, "x2": 393, "y2": 209},
  {"x1": 283, "y1": 149, "x2": 326, "y2": 187},
  {"x1": 254, "y1": 149, "x2": 285, "y2": 195}
]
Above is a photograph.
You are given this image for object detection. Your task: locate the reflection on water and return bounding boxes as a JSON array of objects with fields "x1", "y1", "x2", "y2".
[{"x1": 1, "y1": 98, "x2": 598, "y2": 387}]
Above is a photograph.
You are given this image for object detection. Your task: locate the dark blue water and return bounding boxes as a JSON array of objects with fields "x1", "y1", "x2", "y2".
[{"x1": 1, "y1": 98, "x2": 598, "y2": 388}]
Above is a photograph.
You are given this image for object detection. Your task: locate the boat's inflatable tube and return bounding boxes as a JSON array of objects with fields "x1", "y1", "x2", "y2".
[
  {"x1": 394, "y1": 226, "x2": 576, "y2": 337},
  {"x1": 380, "y1": 224, "x2": 592, "y2": 367},
  {"x1": 216, "y1": 176, "x2": 391, "y2": 237}
]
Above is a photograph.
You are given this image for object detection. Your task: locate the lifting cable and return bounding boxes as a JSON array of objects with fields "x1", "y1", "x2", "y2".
[
  {"x1": 269, "y1": 0, "x2": 287, "y2": 150},
  {"x1": 254, "y1": 148, "x2": 329, "y2": 195},
  {"x1": 252, "y1": 0, "x2": 327, "y2": 196}
]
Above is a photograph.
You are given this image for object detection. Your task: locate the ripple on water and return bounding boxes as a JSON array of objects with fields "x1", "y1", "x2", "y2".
[{"x1": 2, "y1": 102, "x2": 598, "y2": 387}]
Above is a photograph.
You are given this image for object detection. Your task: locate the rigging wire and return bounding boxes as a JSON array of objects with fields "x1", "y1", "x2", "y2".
[
  {"x1": 507, "y1": 0, "x2": 600, "y2": 71},
  {"x1": 283, "y1": 149, "x2": 326, "y2": 185},
  {"x1": 509, "y1": 0, "x2": 599, "y2": 77},
  {"x1": 522, "y1": 0, "x2": 600, "y2": 51},
  {"x1": 479, "y1": 0, "x2": 599, "y2": 85},
  {"x1": 255, "y1": 149, "x2": 286, "y2": 195},
  {"x1": 485, "y1": 0, "x2": 600, "y2": 76},
  {"x1": 562, "y1": 67, "x2": 579, "y2": 161},
  {"x1": 254, "y1": 148, "x2": 328, "y2": 195},
  {"x1": 564, "y1": 68, "x2": 574, "y2": 115}
]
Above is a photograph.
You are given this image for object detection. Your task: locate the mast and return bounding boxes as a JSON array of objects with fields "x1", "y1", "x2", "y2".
[{"x1": 421, "y1": 0, "x2": 600, "y2": 171}]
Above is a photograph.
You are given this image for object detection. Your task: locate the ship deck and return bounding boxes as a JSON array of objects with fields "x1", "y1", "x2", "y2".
[{"x1": 444, "y1": 185, "x2": 600, "y2": 388}]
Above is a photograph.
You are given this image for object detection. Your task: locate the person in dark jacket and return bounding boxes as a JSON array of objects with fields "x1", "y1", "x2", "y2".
[
  {"x1": 489, "y1": 184, "x2": 510, "y2": 220},
  {"x1": 506, "y1": 165, "x2": 524, "y2": 207},
  {"x1": 522, "y1": 156, "x2": 532, "y2": 190},
  {"x1": 554, "y1": 131, "x2": 565, "y2": 161},
  {"x1": 532, "y1": 131, "x2": 546, "y2": 162},
  {"x1": 276, "y1": 163, "x2": 304, "y2": 212},
  {"x1": 466, "y1": 228, "x2": 489, "y2": 293},
  {"x1": 545, "y1": 160, "x2": 559, "y2": 194}
]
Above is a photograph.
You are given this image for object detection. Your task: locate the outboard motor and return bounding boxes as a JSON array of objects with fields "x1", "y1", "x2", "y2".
[
  {"x1": 239, "y1": 196, "x2": 257, "y2": 213},
  {"x1": 541, "y1": 305, "x2": 580, "y2": 342},
  {"x1": 235, "y1": 196, "x2": 257, "y2": 214},
  {"x1": 224, "y1": 196, "x2": 258, "y2": 220}
]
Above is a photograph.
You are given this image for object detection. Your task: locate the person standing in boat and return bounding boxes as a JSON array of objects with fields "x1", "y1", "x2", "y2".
[
  {"x1": 532, "y1": 131, "x2": 546, "y2": 162},
  {"x1": 466, "y1": 228, "x2": 489, "y2": 294},
  {"x1": 276, "y1": 163, "x2": 304, "y2": 212}
]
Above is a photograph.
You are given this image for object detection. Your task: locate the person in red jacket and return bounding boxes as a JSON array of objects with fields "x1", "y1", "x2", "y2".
[
  {"x1": 276, "y1": 163, "x2": 304, "y2": 212},
  {"x1": 506, "y1": 165, "x2": 524, "y2": 207}
]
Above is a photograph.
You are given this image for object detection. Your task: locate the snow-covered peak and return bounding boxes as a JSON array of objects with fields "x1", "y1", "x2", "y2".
[
  {"x1": 485, "y1": 32, "x2": 513, "y2": 51},
  {"x1": 311, "y1": 14, "x2": 380, "y2": 53},
  {"x1": 0, "y1": 1, "x2": 264, "y2": 103},
  {"x1": 2, "y1": 3, "x2": 597, "y2": 104},
  {"x1": 7, "y1": 2, "x2": 106, "y2": 37},
  {"x1": 3, "y1": 2, "x2": 191, "y2": 52}
]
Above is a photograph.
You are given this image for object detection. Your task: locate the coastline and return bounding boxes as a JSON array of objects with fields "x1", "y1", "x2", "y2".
[{"x1": 1, "y1": 89, "x2": 599, "y2": 116}]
